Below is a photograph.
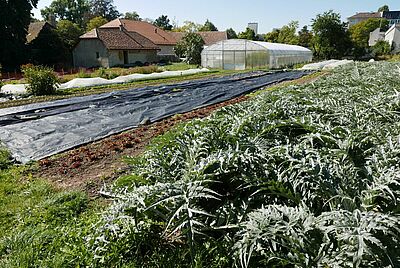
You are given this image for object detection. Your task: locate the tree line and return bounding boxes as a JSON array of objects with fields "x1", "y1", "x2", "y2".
[{"x1": 0, "y1": 1, "x2": 394, "y2": 71}]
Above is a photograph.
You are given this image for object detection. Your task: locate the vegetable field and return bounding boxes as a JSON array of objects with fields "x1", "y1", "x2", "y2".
[
  {"x1": 94, "y1": 62, "x2": 400, "y2": 267},
  {"x1": 1, "y1": 62, "x2": 400, "y2": 267}
]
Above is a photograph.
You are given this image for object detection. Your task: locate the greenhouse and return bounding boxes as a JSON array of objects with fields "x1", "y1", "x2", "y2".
[{"x1": 201, "y1": 39, "x2": 313, "y2": 70}]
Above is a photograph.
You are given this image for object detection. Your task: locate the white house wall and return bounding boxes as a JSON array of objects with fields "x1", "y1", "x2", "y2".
[
  {"x1": 385, "y1": 26, "x2": 400, "y2": 51},
  {"x1": 73, "y1": 39, "x2": 109, "y2": 68}
]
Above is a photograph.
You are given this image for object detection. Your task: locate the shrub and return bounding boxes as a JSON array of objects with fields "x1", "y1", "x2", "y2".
[
  {"x1": 174, "y1": 33, "x2": 205, "y2": 65},
  {"x1": 372, "y1": 40, "x2": 391, "y2": 57},
  {"x1": 97, "y1": 67, "x2": 108, "y2": 79},
  {"x1": 21, "y1": 65, "x2": 59, "y2": 96}
]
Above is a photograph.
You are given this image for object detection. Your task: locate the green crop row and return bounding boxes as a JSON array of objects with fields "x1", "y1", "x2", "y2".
[{"x1": 93, "y1": 62, "x2": 400, "y2": 267}]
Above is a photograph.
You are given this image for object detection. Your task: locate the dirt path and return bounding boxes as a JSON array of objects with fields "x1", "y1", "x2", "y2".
[{"x1": 35, "y1": 72, "x2": 323, "y2": 196}]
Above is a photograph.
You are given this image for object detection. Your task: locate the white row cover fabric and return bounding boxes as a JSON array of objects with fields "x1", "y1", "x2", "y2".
[
  {"x1": 301, "y1": 60, "x2": 354, "y2": 71},
  {"x1": 201, "y1": 39, "x2": 313, "y2": 70},
  {"x1": 0, "y1": 68, "x2": 210, "y2": 95}
]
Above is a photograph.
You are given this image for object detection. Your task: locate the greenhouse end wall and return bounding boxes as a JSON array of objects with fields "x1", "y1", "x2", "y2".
[{"x1": 201, "y1": 40, "x2": 313, "y2": 70}]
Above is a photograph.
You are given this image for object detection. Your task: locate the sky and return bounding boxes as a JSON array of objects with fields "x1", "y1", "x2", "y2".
[{"x1": 32, "y1": 0, "x2": 399, "y2": 33}]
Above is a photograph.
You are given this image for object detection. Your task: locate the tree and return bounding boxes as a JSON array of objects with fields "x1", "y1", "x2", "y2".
[
  {"x1": 124, "y1": 11, "x2": 141, "y2": 21},
  {"x1": 173, "y1": 21, "x2": 202, "y2": 33},
  {"x1": 264, "y1": 29, "x2": 280, "y2": 43},
  {"x1": 0, "y1": 0, "x2": 38, "y2": 70},
  {"x1": 277, "y1": 21, "x2": 299, "y2": 45},
  {"x1": 298, "y1": 26, "x2": 313, "y2": 48},
  {"x1": 175, "y1": 33, "x2": 205, "y2": 64},
  {"x1": 154, "y1": 15, "x2": 173, "y2": 30},
  {"x1": 349, "y1": 18, "x2": 389, "y2": 57},
  {"x1": 311, "y1": 10, "x2": 351, "y2": 59},
  {"x1": 90, "y1": 0, "x2": 120, "y2": 21},
  {"x1": 56, "y1": 20, "x2": 84, "y2": 50},
  {"x1": 226, "y1": 28, "x2": 238, "y2": 39},
  {"x1": 372, "y1": 40, "x2": 391, "y2": 57},
  {"x1": 199, "y1": 19, "x2": 218, "y2": 31},
  {"x1": 378, "y1": 5, "x2": 389, "y2": 12},
  {"x1": 86, "y1": 16, "x2": 108, "y2": 31},
  {"x1": 238, "y1": 28, "x2": 257, "y2": 40},
  {"x1": 41, "y1": 0, "x2": 90, "y2": 28}
]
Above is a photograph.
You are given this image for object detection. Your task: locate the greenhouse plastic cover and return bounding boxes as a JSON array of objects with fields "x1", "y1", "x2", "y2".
[{"x1": 0, "y1": 70, "x2": 311, "y2": 163}]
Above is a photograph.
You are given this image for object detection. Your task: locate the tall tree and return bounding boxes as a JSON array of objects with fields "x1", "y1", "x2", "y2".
[
  {"x1": 199, "y1": 19, "x2": 218, "y2": 31},
  {"x1": 124, "y1": 11, "x2": 141, "y2": 21},
  {"x1": 86, "y1": 16, "x2": 108, "y2": 31},
  {"x1": 238, "y1": 28, "x2": 257, "y2": 40},
  {"x1": 154, "y1": 15, "x2": 173, "y2": 30},
  {"x1": 277, "y1": 21, "x2": 299, "y2": 45},
  {"x1": 175, "y1": 33, "x2": 204, "y2": 64},
  {"x1": 56, "y1": 20, "x2": 84, "y2": 50},
  {"x1": 41, "y1": 0, "x2": 90, "y2": 28},
  {"x1": 0, "y1": 0, "x2": 38, "y2": 70},
  {"x1": 298, "y1": 26, "x2": 313, "y2": 48},
  {"x1": 226, "y1": 28, "x2": 238, "y2": 39},
  {"x1": 311, "y1": 10, "x2": 351, "y2": 59},
  {"x1": 90, "y1": 0, "x2": 120, "y2": 21},
  {"x1": 173, "y1": 21, "x2": 202, "y2": 32},
  {"x1": 349, "y1": 18, "x2": 389, "y2": 58},
  {"x1": 378, "y1": 5, "x2": 389, "y2": 12},
  {"x1": 264, "y1": 29, "x2": 280, "y2": 43}
]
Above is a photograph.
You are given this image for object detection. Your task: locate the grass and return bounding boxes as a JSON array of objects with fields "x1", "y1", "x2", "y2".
[{"x1": 0, "y1": 149, "x2": 104, "y2": 267}]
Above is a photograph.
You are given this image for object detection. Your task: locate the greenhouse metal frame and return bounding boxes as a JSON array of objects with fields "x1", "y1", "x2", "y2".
[{"x1": 201, "y1": 39, "x2": 313, "y2": 70}]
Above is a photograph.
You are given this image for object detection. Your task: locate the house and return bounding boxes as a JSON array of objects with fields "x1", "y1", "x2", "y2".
[
  {"x1": 27, "y1": 22, "x2": 66, "y2": 66},
  {"x1": 99, "y1": 19, "x2": 178, "y2": 60},
  {"x1": 368, "y1": 24, "x2": 400, "y2": 52},
  {"x1": 382, "y1": 11, "x2": 400, "y2": 26},
  {"x1": 169, "y1": 31, "x2": 228, "y2": 48},
  {"x1": 369, "y1": 28, "x2": 385, "y2": 47},
  {"x1": 385, "y1": 24, "x2": 400, "y2": 51},
  {"x1": 73, "y1": 27, "x2": 159, "y2": 68},
  {"x1": 347, "y1": 12, "x2": 382, "y2": 27}
]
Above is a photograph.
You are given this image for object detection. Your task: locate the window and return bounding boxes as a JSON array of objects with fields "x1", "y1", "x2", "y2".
[{"x1": 96, "y1": 52, "x2": 100, "y2": 59}]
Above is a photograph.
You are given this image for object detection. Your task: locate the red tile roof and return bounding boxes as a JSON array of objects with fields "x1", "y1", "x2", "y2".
[
  {"x1": 170, "y1": 31, "x2": 228, "y2": 46},
  {"x1": 100, "y1": 19, "x2": 177, "y2": 45},
  {"x1": 81, "y1": 28, "x2": 159, "y2": 50}
]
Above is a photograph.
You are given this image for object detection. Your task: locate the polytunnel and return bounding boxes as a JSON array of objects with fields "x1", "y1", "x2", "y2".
[{"x1": 201, "y1": 39, "x2": 313, "y2": 70}]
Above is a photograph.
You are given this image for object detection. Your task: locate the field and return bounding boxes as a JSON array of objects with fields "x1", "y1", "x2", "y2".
[{"x1": 1, "y1": 62, "x2": 400, "y2": 267}]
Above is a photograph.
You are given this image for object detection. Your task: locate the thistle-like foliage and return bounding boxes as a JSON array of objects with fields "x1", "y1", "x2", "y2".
[{"x1": 92, "y1": 62, "x2": 400, "y2": 267}]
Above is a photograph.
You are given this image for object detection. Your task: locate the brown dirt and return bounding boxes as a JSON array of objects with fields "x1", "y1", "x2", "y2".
[{"x1": 35, "y1": 72, "x2": 323, "y2": 196}]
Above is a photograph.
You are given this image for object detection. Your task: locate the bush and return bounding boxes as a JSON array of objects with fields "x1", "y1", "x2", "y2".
[
  {"x1": 21, "y1": 65, "x2": 59, "y2": 96},
  {"x1": 77, "y1": 68, "x2": 91, "y2": 78},
  {"x1": 174, "y1": 33, "x2": 205, "y2": 65},
  {"x1": 372, "y1": 40, "x2": 391, "y2": 57}
]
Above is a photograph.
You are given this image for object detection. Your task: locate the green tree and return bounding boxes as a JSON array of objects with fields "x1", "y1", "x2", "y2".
[
  {"x1": 298, "y1": 25, "x2": 313, "y2": 48},
  {"x1": 378, "y1": 5, "x2": 389, "y2": 12},
  {"x1": 86, "y1": 16, "x2": 108, "y2": 31},
  {"x1": 124, "y1": 11, "x2": 141, "y2": 21},
  {"x1": 264, "y1": 29, "x2": 280, "y2": 43},
  {"x1": 90, "y1": 0, "x2": 120, "y2": 21},
  {"x1": 199, "y1": 19, "x2": 218, "y2": 31},
  {"x1": 0, "y1": 0, "x2": 38, "y2": 70},
  {"x1": 277, "y1": 21, "x2": 299, "y2": 45},
  {"x1": 349, "y1": 18, "x2": 389, "y2": 58},
  {"x1": 226, "y1": 28, "x2": 238, "y2": 39},
  {"x1": 41, "y1": 0, "x2": 90, "y2": 28},
  {"x1": 372, "y1": 40, "x2": 391, "y2": 57},
  {"x1": 173, "y1": 21, "x2": 202, "y2": 32},
  {"x1": 175, "y1": 33, "x2": 205, "y2": 64},
  {"x1": 28, "y1": 24, "x2": 68, "y2": 66},
  {"x1": 238, "y1": 28, "x2": 257, "y2": 40},
  {"x1": 56, "y1": 20, "x2": 84, "y2": 50},
  {"x1": 311, "y1": 10, "x2": 351, "y2": 59},
  {"x1": 154, "y1": 15, "x2": 173, "y2": 30}
]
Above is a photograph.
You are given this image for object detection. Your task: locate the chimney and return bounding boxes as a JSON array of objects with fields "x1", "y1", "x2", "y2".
[
  {"x1": 48, "y1": 14, "x2": 57, "y2": 27},
  {"x1": 155, "y1": 28, "x2": 158, "y2": 34}
]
